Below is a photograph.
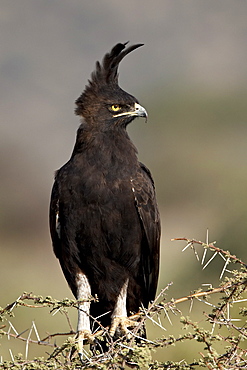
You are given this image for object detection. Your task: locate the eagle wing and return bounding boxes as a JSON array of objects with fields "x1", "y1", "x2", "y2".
[
  {"x1": 49, "y1": 162, "x2": 160, "y2": 307},
  {"x1": 49, "y1": 180, "x2": 61, "y2": 260},
  {"x1": 131, "y1": 162, "x2": 160, "y2": 305}
]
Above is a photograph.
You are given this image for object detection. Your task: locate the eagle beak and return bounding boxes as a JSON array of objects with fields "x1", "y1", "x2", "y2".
[
  {"x1": 133, "y1": 103, "x2": 148, "y2": 119},
  {"x1": 113, "y1": 102, "x2": 148, "y2": 121}
]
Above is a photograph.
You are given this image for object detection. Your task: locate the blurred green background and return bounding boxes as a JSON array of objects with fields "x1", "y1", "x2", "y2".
[{"x1": 1, "y1": 0, "x2": 247, "y2": 364}]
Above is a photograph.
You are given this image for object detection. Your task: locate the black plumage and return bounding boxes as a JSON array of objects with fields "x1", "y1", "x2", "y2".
[{"x1": 49, "y1": 42, "x2": 160, "y2": 353}]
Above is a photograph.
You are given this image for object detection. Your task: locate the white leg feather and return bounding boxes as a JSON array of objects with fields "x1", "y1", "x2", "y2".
[
  {"x1": 111, "y1": 278, "x2": 128, "y2": 319},
  {"x1": 76, "y1": 273, "x2": 93, "y2": 360},
  {"x1": 110, "y1": 279, "x2": 138, "y2": 336},
  {"x1": 76, "y1": 273, "x2": 91, "y2": 333}
]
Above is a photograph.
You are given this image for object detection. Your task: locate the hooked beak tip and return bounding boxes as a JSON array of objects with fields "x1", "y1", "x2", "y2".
[{"x1": 134, "y1": 103, "x2": 148, "y2": 120}]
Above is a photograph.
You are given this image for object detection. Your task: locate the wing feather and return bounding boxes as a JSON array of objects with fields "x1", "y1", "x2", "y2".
[
  {"x1": 131, "y1": 163, "x2": 160, "y2": 303},
  {"x1": 49, "y1": 180, "x2": 61, "y2": 259}
]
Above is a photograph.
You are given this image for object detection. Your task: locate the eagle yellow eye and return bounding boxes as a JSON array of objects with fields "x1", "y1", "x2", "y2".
[{"x1": 111, "y1": 104, "x2": 121, "y2": 112}]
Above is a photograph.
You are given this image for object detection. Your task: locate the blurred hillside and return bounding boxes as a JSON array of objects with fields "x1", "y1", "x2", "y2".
[{"x1": 1, "y1": 0, "x2": 247, "y2": 364}]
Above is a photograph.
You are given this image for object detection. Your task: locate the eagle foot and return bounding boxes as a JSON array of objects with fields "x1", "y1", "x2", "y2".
[
  {"x1": 109, "y1": 315, "x2": 139, "y2": 337},
  {"x1": 76, "y1": 330, "x2": 95, "y2": 361}
]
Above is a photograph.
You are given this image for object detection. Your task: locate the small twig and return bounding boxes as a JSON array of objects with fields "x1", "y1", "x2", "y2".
[
  {"x1": 2, "y1": 329, "x2": 69, "y2": 347},
  {"x1": 171, "y1": 285, "x2": 226, "y2": 305},
  {"x1": 172, "y1": 238, "x2": 246, "y2": 266},
  {"x1": 131, "y1": 283, "x2": 173, "y2": 338},
  {"x1": 63, "y1": 310, "x2": 74, "y2": 333},
  {"x1": 41, "y1": 330, "x2": 76, "y2": 343}
]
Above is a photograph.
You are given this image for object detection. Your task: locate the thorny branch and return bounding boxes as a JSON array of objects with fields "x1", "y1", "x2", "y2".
[
  {"x1": 1, "y1": 236, "x2": 247, "y2": 369},
  {"x1": 172, "y1": 237, "x2": 246, "y2": 267}
]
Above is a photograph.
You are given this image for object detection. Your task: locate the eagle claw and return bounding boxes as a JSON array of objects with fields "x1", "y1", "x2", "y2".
[
  {"x1": 109, "y1": 316, "x2": 139, "y2": 337},
  {"x1": 77, "y1": 330, "x2": 95, "y2": 360}
]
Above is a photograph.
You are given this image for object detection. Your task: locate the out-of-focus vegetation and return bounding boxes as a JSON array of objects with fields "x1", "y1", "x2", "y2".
[{"x1": 132, "y1": 87, "x2": 247, "y2": 254}]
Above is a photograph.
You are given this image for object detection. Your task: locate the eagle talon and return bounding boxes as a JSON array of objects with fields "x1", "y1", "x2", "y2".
[
  {"x1": 109, "y1": 316, "x2": 139, "y2": 337},
  {"x1": 76, "y1": 330, "x2": 95, "y2": 360}
]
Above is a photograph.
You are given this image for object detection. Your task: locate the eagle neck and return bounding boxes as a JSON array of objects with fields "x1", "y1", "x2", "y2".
[{"x1": 71, "y1": 123, "x2": 138, "y2": 170}]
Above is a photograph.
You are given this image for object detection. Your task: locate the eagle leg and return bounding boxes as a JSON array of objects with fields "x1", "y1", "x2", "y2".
[
  {"x1": 76, "y1": 273, "x2": 94, "y2": 359},
  {"x1": 109, "y1": 279, "x2": 138, "y2": 337}
]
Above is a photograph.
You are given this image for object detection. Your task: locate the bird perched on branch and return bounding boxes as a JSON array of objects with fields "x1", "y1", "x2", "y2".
[{"x1": 49, "y1": 42, "x2": 160, "y2": 357}]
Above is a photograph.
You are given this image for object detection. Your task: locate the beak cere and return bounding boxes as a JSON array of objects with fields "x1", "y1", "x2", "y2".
[{"x1": 113, "y1": 102, "x2": 148, "y2": 119}]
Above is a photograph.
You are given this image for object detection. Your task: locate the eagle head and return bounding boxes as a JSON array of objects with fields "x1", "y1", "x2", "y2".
[{"x1": 75, "y1": 42, "x2": 147, "y2": 127}]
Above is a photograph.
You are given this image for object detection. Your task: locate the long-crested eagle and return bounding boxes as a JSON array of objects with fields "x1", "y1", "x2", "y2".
[{"x1": 49, "y1": 42, "x2": 160, "y2": 356}]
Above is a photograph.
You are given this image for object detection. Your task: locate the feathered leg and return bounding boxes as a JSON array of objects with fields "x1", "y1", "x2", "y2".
[
  {"x1": 110, "y1": 279, "x2": 139, "y2": 337},
  {"x1": 76, "y1": 273, "x2": 94, "y2": 360}
]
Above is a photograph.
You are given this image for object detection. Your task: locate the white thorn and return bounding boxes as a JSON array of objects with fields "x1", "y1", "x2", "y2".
[{"x1": 202, "y1": 251, "x2": 218, "y2": 270}]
